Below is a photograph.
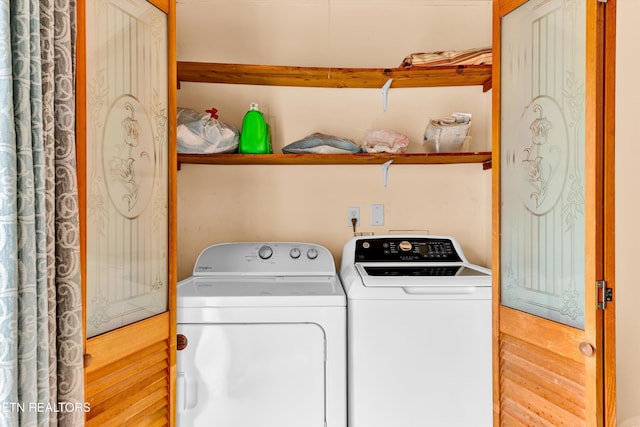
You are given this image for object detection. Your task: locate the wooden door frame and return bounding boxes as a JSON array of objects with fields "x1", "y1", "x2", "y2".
[
  {"x1": 603, "y1": 0, "x2": 616, "y2": 424},
  {"x1": 167, "y1": 0, "x2": 178, "y2": 422},
  {"x1": 491, "y1": 0, "x2": 616, "y2": 425}
]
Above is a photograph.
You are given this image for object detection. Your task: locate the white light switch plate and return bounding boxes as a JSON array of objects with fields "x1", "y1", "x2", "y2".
[{"x1": 371, "y1": 204, "x2": 384, "y2": 226}]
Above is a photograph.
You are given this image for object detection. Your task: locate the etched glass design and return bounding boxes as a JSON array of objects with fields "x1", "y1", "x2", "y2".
[
  {"x1": 85, "y1": 0, "x2": 168, "y2": 337},
  {"x1": 500, "y1": 0, "x2": 586, "y2": 328}
]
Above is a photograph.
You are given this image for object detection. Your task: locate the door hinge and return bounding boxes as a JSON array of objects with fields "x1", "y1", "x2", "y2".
[{"x1": 596, "y1": 280, "x2": 613, "y2": 310}]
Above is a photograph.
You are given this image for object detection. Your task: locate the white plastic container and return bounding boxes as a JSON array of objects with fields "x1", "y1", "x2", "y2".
[{"x1": 423, "y1": 113, "x2": 472, "y2": 153}]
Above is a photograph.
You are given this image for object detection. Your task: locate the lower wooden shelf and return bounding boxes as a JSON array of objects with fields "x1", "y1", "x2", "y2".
[{"x1": 177, "y1": 152, "x2": 492, "y2": 169}]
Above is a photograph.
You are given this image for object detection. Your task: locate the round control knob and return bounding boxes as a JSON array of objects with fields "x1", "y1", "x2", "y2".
[
  {"x1": 290, "y1": 248, "x2": 301, "y2": 259},
  {"x1": 258, "y1": 245, "x2": 273, "y2": 259},
  {"x1": 306, "y1": 248, "x2": 318, "y2": 260},
  {"x1": 399, "y1": 241, "x2": 412, "y2": 251}
]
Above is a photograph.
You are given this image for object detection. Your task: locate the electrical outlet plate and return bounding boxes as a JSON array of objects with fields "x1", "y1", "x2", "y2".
[{"x1": 347, "y1": 207, "x2": 360, "y2": 227}]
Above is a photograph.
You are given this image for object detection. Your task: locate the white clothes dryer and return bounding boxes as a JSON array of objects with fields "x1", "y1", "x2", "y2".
[
  {"x1": 340, "y1": 235, "x2": 492, "y2": 427},
  {"x1": 177, "y1": 242, "x2": 346, "y2": 427}
]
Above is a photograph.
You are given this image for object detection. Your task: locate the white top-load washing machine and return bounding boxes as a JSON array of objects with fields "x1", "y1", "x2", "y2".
[
  {"x1": 177, "y1": 242, "x2": 346, "y2": 427},
  {"x1": 340, "y1": 235, "x2": 492, "y2": 427}
]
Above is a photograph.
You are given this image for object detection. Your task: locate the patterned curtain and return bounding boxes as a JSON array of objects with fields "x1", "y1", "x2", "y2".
[{"x1": 0, "y1": 0, "x2": 83, "y2": 426}]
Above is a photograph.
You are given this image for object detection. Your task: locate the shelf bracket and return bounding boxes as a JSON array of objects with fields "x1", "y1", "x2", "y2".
[
  {"x1": 381, "y1": 160, "x2": 393, "y2": 186},
  {"x1": 381, "y1": 78, "x2": 393, "y2": 112},
  {"x1": 482, "y1": 77, "x2": 492, "y2": 93}
]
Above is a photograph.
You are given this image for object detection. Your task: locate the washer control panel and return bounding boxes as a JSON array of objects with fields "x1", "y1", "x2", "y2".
[
  {"x1": 257, "y1": 244, "x2": 319, "y2": 261},
  {"x1": 193, "y1": 242, "x2": 335, "y2": 275},
  {"x1": 355, "y1": 237, "x2": 462, "y2": 262}
]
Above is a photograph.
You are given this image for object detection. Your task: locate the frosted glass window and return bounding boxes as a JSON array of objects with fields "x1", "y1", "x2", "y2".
[
  {"x1": 85, "y1": 0, "x2": 169, "y2": 337},
  {"x1": 500, "y1": 0, "x2": 586, "y2": 328}
]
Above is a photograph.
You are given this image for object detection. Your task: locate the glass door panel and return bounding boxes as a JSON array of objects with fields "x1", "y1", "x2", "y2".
[
  {"x1": 500, "y1": 0, "x2": 586, "y2": 328},
  {"x1": 85, "y1": 0, "x2": 169, "y2": 337}
]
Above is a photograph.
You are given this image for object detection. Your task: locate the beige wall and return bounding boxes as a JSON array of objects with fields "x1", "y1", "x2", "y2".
[
  {"x1": 178, "y1": 163, "x2": 491, "y2": 277},
  {"x1": 616, "y1": 0, "x2": 640, "y2": 424},
  {"x1": 176, "y1": 0, "x2": 640, "y2": 422},
  {"x1": 176, "y1": 0, "x2": 493, "y2": 280}
]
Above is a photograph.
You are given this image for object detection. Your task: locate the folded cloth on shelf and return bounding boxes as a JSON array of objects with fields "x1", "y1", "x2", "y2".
[
  {"x1": 282, "y1": 133, "x2": 361, "y2": 154},
  {"x1": 400, "y1": 47, "x2": 492, "y2": 68},
  {"x1": 361, "y1": 129, "x2": 409, "y2": 154}
]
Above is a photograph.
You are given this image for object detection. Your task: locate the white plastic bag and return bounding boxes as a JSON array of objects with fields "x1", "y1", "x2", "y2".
[
  {"x1": 423, "y1": 112, "x2": 471, "y2": 153},
  {"x1": 177, "y1": 107, "x2": 239, "y2": 154},
  {"x1": 282, "y1": 133, "x2": 361, "y2": 154},
  {"x1": 361, "y1": 129, "x2": 409, "y2": 153}
]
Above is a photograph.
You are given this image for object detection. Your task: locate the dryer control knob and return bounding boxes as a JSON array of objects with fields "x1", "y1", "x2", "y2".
[
  {"x1": 306, "y1": 248, "x2": 318, "y2": 260},
  {"x1": 399, "y1": 241, "x2": 412, "y2": 251},
  {"x1": 290, "y1": 248, "x2": 301, "y2": 259},
  {"x1": 258, "y1": 245, "x2": 273, "y2": 259}
]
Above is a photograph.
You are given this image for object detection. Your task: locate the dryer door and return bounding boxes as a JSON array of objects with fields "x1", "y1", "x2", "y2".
[{"x1": 177, "y1": 322, "x2": 326, "y2": 427}]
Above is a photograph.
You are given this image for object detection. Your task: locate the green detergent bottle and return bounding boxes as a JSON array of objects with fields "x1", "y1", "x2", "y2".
[{"x1": 239, "y1": 102, "x2": 271, "y2": 154}]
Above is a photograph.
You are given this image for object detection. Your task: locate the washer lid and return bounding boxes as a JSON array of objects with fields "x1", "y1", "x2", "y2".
[{"x1": 178, "y1": 275, "x2": 346, "y2": 307}]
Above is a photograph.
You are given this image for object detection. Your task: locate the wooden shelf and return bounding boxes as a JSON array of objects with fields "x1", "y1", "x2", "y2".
[
  {"x1": 177, "y1": 62, "x2": 493, "y2": 92},
  {"x1": 177, "y1": 152, "x2": 492, "y2": 169},
  {"x1": 176, "y1": 62, "x2": 493, "y2": 170}
]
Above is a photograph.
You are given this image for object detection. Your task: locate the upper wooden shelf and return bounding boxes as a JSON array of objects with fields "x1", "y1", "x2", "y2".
[
  {"x1": 177, "y1": 62, "x2": 493, "y2": 92},
  {"x1": 178, "y1": 152, "x2": 492, "y2": 169}
]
